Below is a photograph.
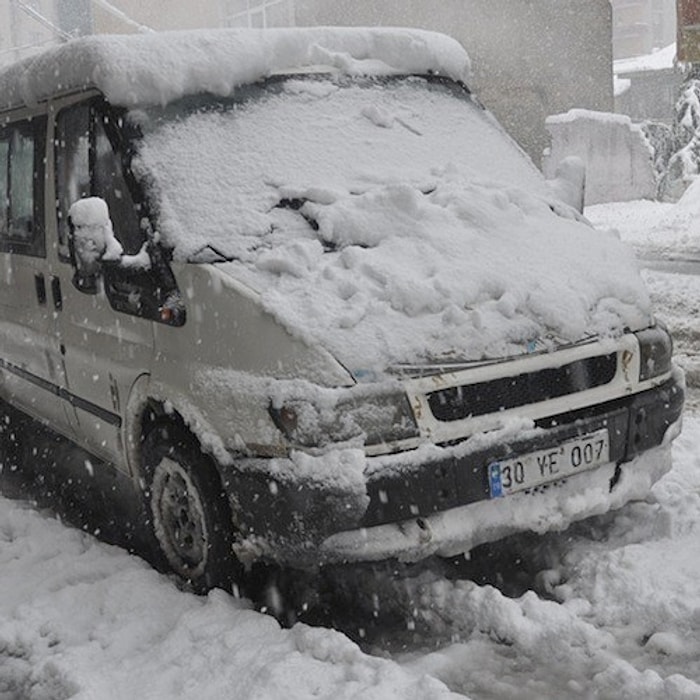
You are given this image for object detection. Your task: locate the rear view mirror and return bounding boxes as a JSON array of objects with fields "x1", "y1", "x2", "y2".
[
  {"x1": 68, "y1": 197, "x2": 124, "y2": 292},
  {"x1": 546, "y1": 156, "x2": 586, "y2": 214}
]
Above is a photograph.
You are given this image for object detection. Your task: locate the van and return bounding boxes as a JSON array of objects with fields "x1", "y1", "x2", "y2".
[{"x1": 0, "y1": 28, "x2": 684, "y2": 592}]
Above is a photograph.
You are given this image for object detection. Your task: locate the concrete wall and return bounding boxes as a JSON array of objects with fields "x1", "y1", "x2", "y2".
[
  {"x1": 615, "y1": 67, "x2": 682, "y2": 124},
  {"x1": 294, "y1": 0, "x2": 614, "y2": 167},
  {"x1": 543, "y1": 110, "x2": 657, "y2": 205}
]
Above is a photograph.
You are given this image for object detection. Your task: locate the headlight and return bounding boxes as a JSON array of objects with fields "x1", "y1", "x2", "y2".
[
  {"x1": 269, "y1": 389, "x2": 419, "y2": 448},
  {"x1": 636, "y1": 322, "x2": 673, "y2": 381}
]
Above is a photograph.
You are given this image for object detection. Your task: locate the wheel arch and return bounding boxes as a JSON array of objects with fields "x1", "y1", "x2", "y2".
[
  {"x1": 123, "y1": 375, "x2": 232, "y2": 484},
  {"x1": 140, "y1": 410, "x2": 241, "y2": 591}
]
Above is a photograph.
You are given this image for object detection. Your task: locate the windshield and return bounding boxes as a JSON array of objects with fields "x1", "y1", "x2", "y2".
[{"x1": 129, "y1": 74, "x2": 545, "y2": 262}]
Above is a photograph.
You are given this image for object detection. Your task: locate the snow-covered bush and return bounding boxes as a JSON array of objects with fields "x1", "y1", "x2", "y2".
[{"x1": 659, "y1": 68, "x2": 700, "y2": 201}]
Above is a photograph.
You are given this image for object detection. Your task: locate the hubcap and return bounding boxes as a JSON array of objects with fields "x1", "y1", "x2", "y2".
[{"x1": 152, "y1": 457, "x2": 208, "y2": 578}]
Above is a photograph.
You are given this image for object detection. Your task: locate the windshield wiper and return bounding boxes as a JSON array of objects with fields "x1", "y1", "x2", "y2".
[{"x1": 189, "y1": 244, "x2": 237, "y2": 263}]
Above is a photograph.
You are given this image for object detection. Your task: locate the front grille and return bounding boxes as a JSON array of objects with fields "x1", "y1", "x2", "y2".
[{"x1": 427, "y1": 353, "x2": 618, "y2": 422}]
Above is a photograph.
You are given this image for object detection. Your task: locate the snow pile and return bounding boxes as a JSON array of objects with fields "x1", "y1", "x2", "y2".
[
  {"x1": 614, "y1": 42, "x2": 677, "y2": 76},
  {"x1": 546, "y1": 109, "x2": 639, "y2": 127},
  {"x1": 0, "y1": 498, "x2": 461, "y2": 699},
  {"x1": 69, "y1": 197, "x2": 124, "y2": 267},
  {"x1": 614, "y1": 74, "x2": 632, "y2": 97},
  {"x1": 587, "y1": 199, "x2": 700, "y2": 384},
  {"x1": 69, "y1": 197, "x2": 152, "y2": 272},
  {"x1": 402, "y1": 415, "x2": 700, "y2": 699},
  {"x1": 2, "y1": 415, "x2": 700, "y2": 698},
  {"x1": 135, "y1": 76, "x2": 651, "y2": 374},
  {"x1": 588, "y1": 192, "x2": 700, "y2": 259},
  {"x1": 0, "y1": 27, "x2": 470, "y2": 110},
  {"x1": 545, "y1": 155, "x2": 586, "y2": 211}
]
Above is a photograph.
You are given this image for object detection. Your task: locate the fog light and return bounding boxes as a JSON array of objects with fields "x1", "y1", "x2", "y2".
[{"x1": 270, "y1": 404, "x2": 299, "y2": 437}]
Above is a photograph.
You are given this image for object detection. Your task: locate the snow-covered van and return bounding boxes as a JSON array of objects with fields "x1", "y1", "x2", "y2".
[{"x1": 0, "y1": 28, "x2": 684, "y2": 591}]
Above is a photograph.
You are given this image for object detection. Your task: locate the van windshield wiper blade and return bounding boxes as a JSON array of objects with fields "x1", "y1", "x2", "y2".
[{"x1": 189, "y1": 244, "x2": 237, "y2": 263}]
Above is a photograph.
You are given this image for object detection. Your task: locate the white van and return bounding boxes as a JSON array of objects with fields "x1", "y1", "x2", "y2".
[{"x1": 0, "y1": 28, "x2": 684, "y2": 592}]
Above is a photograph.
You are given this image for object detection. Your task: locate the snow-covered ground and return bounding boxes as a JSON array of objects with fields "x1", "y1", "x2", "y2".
[
  {"x1": 588, "y1": 195, "x2": 700, "y2": 388},
  {"x1": 2, "y1": 197, "x2": 700, "y2": 700}
]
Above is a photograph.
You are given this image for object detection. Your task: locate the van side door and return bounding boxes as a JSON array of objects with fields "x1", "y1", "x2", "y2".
[
  {"x1": 51, "y1": 97, "x2": 157, "y2": 472},
  {"x1": 0, "y1": 111, "x2": 75, "y2": 434}
]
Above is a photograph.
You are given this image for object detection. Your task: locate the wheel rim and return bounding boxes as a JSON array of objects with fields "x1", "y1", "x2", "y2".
[{"x1": 151, "y1": 457, "x2": 209, "y2": 579}]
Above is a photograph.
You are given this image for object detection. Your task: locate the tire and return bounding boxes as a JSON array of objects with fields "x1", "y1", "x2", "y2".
[{"x1": 142, "y1": 421, "x2": 241, "y2": 593}]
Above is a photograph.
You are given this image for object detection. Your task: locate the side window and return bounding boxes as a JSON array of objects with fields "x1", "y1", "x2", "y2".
[
  {"x1": 93, "y1": 116, "x2": 144, "y2": 254},
  {"x1": 0, "y1": 118, "x2": 46, "y2": 257},
  {"x1": 55, "y1": 104, "x2": 90, "y2": 255},
  {"x1": 56, "y1": 103, "x2": 144, "y2": 256},
  {"x1": 55, "y1": 101, "x2": 183, "y2": 325}
]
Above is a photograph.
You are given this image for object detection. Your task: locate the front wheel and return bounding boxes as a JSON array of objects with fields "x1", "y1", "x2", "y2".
[{"x1": 142, "y1": 422, "x2": 240, "y2": 593}]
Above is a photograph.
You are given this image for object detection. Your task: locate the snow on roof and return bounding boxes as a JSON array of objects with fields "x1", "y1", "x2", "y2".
[
  {"x1": 614, "y1": 42, "x2": 677, "y2": 76},
  {"x1": 0, "y1": 27, "x2": 471, "y2": 111}
]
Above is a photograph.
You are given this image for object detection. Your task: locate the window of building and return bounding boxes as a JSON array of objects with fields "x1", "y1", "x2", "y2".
[
  {"x1": 224, "y1": 0, "x2": 293, "y2": 28},
  {"x1": 57, "y1": 0, "x2": 92, "y2": 37}
]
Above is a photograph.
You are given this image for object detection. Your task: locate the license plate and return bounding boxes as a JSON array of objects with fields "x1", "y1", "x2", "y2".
[{"x1": 488, "y1": 429, "x2": 610, "y2": 498}]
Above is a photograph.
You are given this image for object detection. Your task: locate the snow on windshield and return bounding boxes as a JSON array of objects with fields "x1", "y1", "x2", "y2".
[
  {"x1": 133, "y1": 75, "x2": 651, "y2": 373},
  {"x1": 134, "y1": 77, "x2": 544, "y2": 259}
]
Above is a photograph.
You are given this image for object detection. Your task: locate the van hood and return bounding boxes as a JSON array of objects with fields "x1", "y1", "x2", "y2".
[{"x1": 213, "y1": 180, "x2": 652, "y2": 379}]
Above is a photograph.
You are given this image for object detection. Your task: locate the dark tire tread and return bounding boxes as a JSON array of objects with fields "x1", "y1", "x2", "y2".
[{"x1": 141, "y1": 419, "x2": 240, "y2": 593}]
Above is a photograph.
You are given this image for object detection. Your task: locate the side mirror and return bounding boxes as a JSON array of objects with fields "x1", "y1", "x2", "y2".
[
  {"x1": 546, "y1": 156, "x2": 586, "y2": 214},
  {"x1": 68, "y1": 197, "x2": 124, "y2": 292}
]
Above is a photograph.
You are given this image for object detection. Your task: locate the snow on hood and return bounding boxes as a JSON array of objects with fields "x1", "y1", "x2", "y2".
[
  {"x1": 222, "y1": 182, "x2": 650, "y2": 374},
  {"x1": 0, "y1": 27, "x2": 470, "y2": 110},
  {"x1": 130, "y1": 72, "x2": 650, "y2": 376}
]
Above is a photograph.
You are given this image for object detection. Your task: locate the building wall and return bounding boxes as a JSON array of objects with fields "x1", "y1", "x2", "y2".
[
  {"x1": 611, "y1": 0, "x2": 676, "y2": 59},
  {"x1": 294, "y1": 0, "x2": 613, "y2": 167},
  {"x1": 91, "y1": 0, "x2": 223, "y2": 33},
  {"x1": 615, "y1": 67, "x2": 682, "y2": 124},
  {"x1": 0, "y1": 0, "x2": 59, "y2": 67}
]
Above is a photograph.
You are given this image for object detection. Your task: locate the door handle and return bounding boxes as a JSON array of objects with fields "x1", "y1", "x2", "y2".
[
  {"x1": 34, "y1": 273, "x2": 47, "y2": 305},
  {"x1": 51, "y1": 276, "x2": 63, "y2": 311}
]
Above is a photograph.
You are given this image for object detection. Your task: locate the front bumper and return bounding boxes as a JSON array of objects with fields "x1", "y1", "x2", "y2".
[{"x1": 222, "y1": 373, "x2": 684, "y2": 568}]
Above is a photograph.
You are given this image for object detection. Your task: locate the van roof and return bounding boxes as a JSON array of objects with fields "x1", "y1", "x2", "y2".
[{"x1": 0, "y1": 27, "x2": 471, "y2": 112}]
